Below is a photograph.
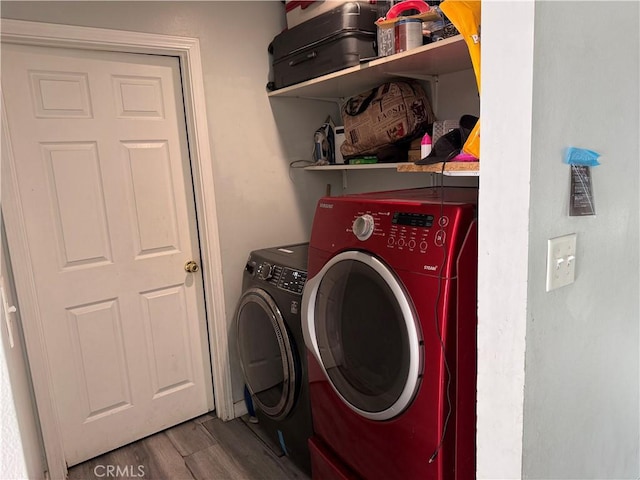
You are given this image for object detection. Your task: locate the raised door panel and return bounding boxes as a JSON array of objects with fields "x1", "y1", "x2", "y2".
[{"x1": 41, "y1": 142, "x2": 113, "y2": 269}]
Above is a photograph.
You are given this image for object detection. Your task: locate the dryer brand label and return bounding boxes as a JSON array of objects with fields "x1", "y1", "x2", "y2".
[{"x1": 423, "y1": 265, "x2": 437, "y2": 271}]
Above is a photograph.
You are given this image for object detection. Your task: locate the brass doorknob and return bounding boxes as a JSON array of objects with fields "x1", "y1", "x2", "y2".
[{"x1": 184, "y1": 261, "x2": 200, "y2": 273}]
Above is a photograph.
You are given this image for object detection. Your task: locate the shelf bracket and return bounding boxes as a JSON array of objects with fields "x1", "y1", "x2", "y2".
[{"x1": 342, "y1": 170, "x2": 348, "y2": 192}]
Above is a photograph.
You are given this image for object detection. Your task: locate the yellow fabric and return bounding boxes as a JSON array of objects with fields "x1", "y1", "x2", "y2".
[
  {"x1": 464, "y1": 121, "x2": 480, "y2": 158},
  {"x1": 440, "y1": 0, "x2": 481, "y2": 158}
]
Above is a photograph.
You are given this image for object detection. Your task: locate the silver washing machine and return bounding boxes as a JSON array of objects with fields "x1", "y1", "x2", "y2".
[{"x1": 235, "y1": 243, "x2": 313, "y2": 475}]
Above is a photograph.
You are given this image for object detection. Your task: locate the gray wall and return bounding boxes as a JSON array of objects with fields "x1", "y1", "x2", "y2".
[
  {"x1": 523, "y1": 1, "x2": 640, "y2": 478},
  {"x1": 477, "y1": 1, "x2": 639, "y2": 479}
]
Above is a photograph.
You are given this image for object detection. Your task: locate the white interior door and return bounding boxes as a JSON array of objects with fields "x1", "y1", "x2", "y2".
[{"x1": 2, "y1": 43, "x2": 213, "y2": 466}]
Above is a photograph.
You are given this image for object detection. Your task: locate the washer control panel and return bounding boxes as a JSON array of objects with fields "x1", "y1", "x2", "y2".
[
  {"x1": 256, "y1": 262, "x2": 307, "y2": 295},
  {"x1": 279, "y1": 267, "x2": 307, "y2": 295}
]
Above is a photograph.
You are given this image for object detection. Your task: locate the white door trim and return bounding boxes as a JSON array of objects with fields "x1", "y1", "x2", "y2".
[{"x1": 1, "y1": 19, "x2": 233, "y2": 479}]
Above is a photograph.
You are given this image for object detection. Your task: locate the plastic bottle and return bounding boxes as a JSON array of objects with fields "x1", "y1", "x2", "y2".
[{"x1": 420, "y1": 132, "x2": 432, "y2": 158}]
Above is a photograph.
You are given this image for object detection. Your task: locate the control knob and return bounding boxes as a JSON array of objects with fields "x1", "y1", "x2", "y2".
[
  {"x1": 352, "y1": 214, "x2": 375, "y2": 241},
  {"x1": 259, "y1": 263, "x2": 274, "y2": 280}
]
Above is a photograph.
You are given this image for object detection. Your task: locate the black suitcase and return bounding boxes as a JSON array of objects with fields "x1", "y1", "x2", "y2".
[{"x1": 268, "y1": 2, "x2": 379, "y2": 90}]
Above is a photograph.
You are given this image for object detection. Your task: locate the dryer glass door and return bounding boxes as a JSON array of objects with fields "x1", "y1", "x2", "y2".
[
  {"x1": 305, "y1": 251, "x2": 422, "y2": 421},
  {"x1": 236, "y1": 288, "x2": 297, "y2": 421}
]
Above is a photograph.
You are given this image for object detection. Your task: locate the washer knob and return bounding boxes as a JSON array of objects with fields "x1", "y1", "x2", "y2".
[
  {"x1": 259, "y1": 263, "x2": 273, "y2": 280},
  {"x1": 352, "y1": 214, "x2": 375, "y2": 241}
]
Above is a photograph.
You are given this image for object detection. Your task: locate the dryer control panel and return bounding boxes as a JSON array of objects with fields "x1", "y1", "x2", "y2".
[
  {"x1": 349, "y1": 209, "x2": 451, "y2": 253},
  {"x1": 388, "y1": 210, "x2": 449, "y2": 250},
  {"x1": 311, "y1": 187, "x2": 477, "y2": 277}
]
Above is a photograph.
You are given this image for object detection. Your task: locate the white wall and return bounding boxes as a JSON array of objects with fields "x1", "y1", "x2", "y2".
[
  {"x1": 8, "y1": 3, "x2": 635, "y2": 479},
  {"x1": 0, "y1": 0, "x2": 334, "y2": 406},
  {"x1": 476, "y1": 2, "x2": 535, "y2": 478},
  {"x1": 523, "y1": 1, "x2": 640, "y2": 478},
  {"x1": 1, "y1": 225, "x2": 47, "y2": 480},
  {"x1": 0, "y1": 1, "x2": 446, "y2": 409},
  {"x1": 1, "y1": 120, "x2": 47, "y2": 478}
]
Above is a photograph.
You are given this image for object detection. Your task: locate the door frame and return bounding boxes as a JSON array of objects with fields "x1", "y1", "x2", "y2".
[{"x1": 1, "y1": 19, "x2": 233, "y2": 479}]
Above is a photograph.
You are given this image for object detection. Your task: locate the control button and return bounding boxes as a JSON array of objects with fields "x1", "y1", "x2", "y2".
[
  {"x1": 434, "y1": 230, "x2": 446, "y2": 247},
  {"x1": 397, "y1": 238, "x2": 406, "y2": 247},
  {"x1": 420, "y1": 241, "x2": 428, "y2": 251},
  {"x1": 352, "y1": 214, "x2": 375, "y2": 241},
  {"x1": 387, "y1": 236, "x2": 396, "y2": 246},
  {"x1": 408, "y1": 239, "x2": 416, "y2": 249},
  {"x1": 439, "y1": 216, "x2": 450, "y2": 227}
]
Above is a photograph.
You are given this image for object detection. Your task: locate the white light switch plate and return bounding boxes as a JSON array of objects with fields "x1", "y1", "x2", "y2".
[{"x1": 546, "y1": 233, "x2": 577, "y2": 291}]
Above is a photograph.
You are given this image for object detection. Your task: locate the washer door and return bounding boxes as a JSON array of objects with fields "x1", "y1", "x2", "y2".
[
  {"x1": 236, "y1": 288, "x2": 297, "y2": 421},
  {"x1": 302, "y1": 251, "x2": 423, "y2": 421}
]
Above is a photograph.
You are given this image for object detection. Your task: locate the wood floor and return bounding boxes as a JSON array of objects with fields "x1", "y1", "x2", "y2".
[{"x1": 67, "y1": 414, "x2": 311, "y2": 480}]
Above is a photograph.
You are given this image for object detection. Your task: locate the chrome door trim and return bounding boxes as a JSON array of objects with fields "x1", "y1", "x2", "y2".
[
  {"x1": 302, "y1": 250, "x2": 421, "y2": 421},
  {"x1": 235, "y1": 287, "x2": 296, "y2": 420}
]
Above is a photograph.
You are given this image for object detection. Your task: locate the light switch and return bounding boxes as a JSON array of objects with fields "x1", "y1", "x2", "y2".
[{"x1": 546, "y1": 233, "x2": 577, "y2": 291}]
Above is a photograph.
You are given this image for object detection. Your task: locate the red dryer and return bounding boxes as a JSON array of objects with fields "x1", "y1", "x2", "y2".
[{"x1": 301, "y1": 187, "x2": 478, "y2": 480}]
